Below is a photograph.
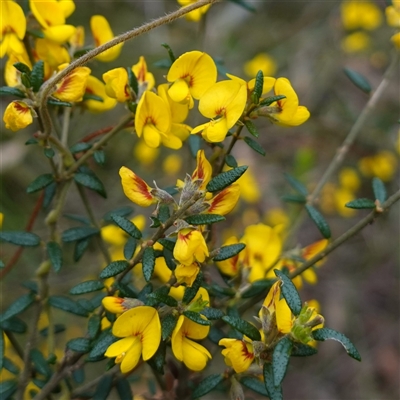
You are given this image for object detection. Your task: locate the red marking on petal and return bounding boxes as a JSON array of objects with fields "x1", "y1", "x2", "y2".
[{"x1": 240, "y1": 341, "x2": 254, "y2": 361}]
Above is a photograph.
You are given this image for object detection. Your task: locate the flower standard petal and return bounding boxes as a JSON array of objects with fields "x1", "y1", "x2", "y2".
[
  {"x1": 141, "y1": 308, "x2": 162, "y2": 360},
  {"x1": 207, "y1": 184, "x2": 240, "y2": 215},
  {"x1": 132, "y1": 56, "x2": 155, "y2": 91},
  {"x1": 44, "y1": 25, "x2": 76, "y2": 43},
  {"x1": 53, "y1": 64, "x2": 91, "y2": 102},
  {"x1": 30, "y1": 0, "x2": 65, "y2": 29},
  {"x1": 192, "y1": 150, "x2": 212, "y2": 190}
]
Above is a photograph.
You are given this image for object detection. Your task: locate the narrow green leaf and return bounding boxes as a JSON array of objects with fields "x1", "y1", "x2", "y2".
[
  {"x1": 225, "y1": 154, "x2": 238, "y2": 168},
  {"x1": 88, "y1": 329, "x2": 117, "y2": 360},
  {"x1": 0, "y1": 380, "x2": 17, "y2": 397},
  {"x1": 259, "y1": 94, "x2": 286, "y2": 106},
  {"x1": 74, "y1": 172, "x2": 107, "y2": 198},
  {"x1": 44, "y1": 147, "x2": 55, "y2": 158},
  {"x1": 147, "y1": 290, "x2": 178, "y2": 307},
  {"x1": 39, "y1": 324, "x2": 66, "y2": 337},
  {"x1": 158, "y1": 204, "x2": 170, "y2": 223},
  {"x1": 189, "y1": 134, "x2": 202, "y2": 158},
  {"x1": 161, "y1": 314, "x2": 178, "y2": 340},
  {"x1": 345, "y1": 198, "x2": 376, "y2": 209},
  {"x1": 142, "y1": 247, "x2": 155, "y2": 282},
  {"x1": 74, "y1": 238, "x2": 90, "y2": 261},
  {"x1": 72, "y1": 367, "x2": 85, "y2": 384},
  {"x1": 291, "y1": 343, "x2": 318, "y2": 357},
  {"x1": 88, "y1": 314, "x2": 101, "y2": 339},
  {"x1": 199, "y1": 307, "x2": 225, "y2": 320},
  {"x1": 62, "y1": 226, "x2": 99, "y2": 242},
  {"x1": 13, "y1": 62, "x2": 31, "y2": 74},
  {"x1": 127, "y1": 67, "x2": 138, "y2": 95},
  {"x1": 222, "y1": 316, "x2": 261, "y2": 341},
  {"x1": 147, "y1": 341, "x2": 166, "y2": 375},
  {"x1": 0, "y1": 317, "x2": 27, "y2": 334},
  {"x1": 273, "y1": 336, "x2": 293, "y2": 386},
  {"x1": 182, "y1": 271, "x2": 203, "y2": 304},
  {"x1": 185, "y1": 214, "x2": 225, "y2": 225},
  {"x1": 240, "y1": 376, "x2": 268, "y2": 396},
  {"x1": 47, "y1": 98, "x2": 72, "y2": 107},
  {"x1": 241, "y1": 279, "x2": 274, "y2": 299},
  {"x1": 93, "y1": 374, "x2": 113, "y2": 400},
  {"x1": 312, "y1": 327, "x2": 361, "y2": 361},
  {"x1": 244, "y1": 136, "x2": 266, "y2": 156},
  {"x1": 111, "y1": 215, "x2": 142, "y2": 239},
  {"x1": 47, "y1": 241, "x2": 63, "y2": 273},
  {"x1": 274, "y1": 269, "x2": 302, "y2": 316},
  {"x1": 70, "y1": 280, "x2": 104, "y2": 295},
  {"x1": 48, "y1": 295, "x2": 88, "y2": 317},
  {"x1": 66, "y1": 337, "x2": 91, "y2": 353},
  {"x1": 192, "y1": 374, "x2": 224, "y2": 399},
  {"x1": 31, "y1": 61, "x2": 44, "y2": 92},
  {"x1": 305, "y1": 204, "x2": 331, "y2": 239},
  {"x1": 30, "y1": 349, "x2": 52, "y2": 377},
  {"x1": 103, "y1": 206, "x2": 134, "y2": 222},
  {"x1": 284, "y1": 173, "x2": 308, "y2": 196},
  {"x1": 0, "y1": 231, "x2": 41, "y2": 247},
  {"x1": 263, "y1": 363, "x2": 283, "y2": 400},
  {"x1": 124, "y1": 237, "x2": 137, "y2": 260},
  {"x1": 27, "y1": 29, "x2": 45, "y2": 38},
  {"x1": 100, "y1": 260, "x2": 129, "y2": 279},
  {"x1": 0, "y1": 87, "x2": 25, "y2": 98},
  {"x1": 213, "y1": 243, "x2": 245, "y2": 261},
  {"x1": 281, "y1": 194, "x2": 307, "y2": 203},
  {"x1": 21, "y1": 72, "x2": 31, "y2": 88},
  {"x1": 42, "y1": 182, "x2": 57, "y2": 209},
  {"x1": 161, "y1": 43, "x2": 176, "y2": 62},
  {"x1": 93, "y1": 150, "x2": 105, "y2": 165},
  {"x1": 116, "y1": 377, "x2": 133, "y2": 400},
  {"x1": 25, "y1": 138, "x2": 38, "y2": 145},
  {"x1": 251, "y1": 70, "x2": 263, "y2": 103},
  {"x1": 227, "y1": 0, "x2": 256, "y2": 12},
  {"x1": 372, "y1": 177, "x2": 387, "y2": 203},
  {"x1": 183, "y1": 311, "x2": 211, "y2": 326},
  {"x1": 206, "y1": 166, "x2": 248, "y2": 192},
  {"x1": 1, "y1": 293, "x2": 35, "y2": 322},
  {"x1": 82, "y1": 93, "x2": 104, "y2": 102},
  {"x1": 70, "y1": 142, "x2": 92, "y2": 154},
  {"x1": 3, "y1": 357, "x2": 20, "y2": 375},
  {"x1": 343, "y1": 67, "x2": 372, "y2": 94},
  {"x1": 157, "y1": 238, "x2": 175, "y2": 252}
]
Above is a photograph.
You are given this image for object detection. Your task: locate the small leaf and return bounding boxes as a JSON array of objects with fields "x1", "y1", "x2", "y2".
[
  {"x1": 157, "y1": 238, "x2": 175, "y2": 252},
  {"x1": 47, "y1": 98, "x2": 72, "y2": 107},
  {"x1": 67, "y1": 337, "x2": 91, "y2": 353},
  {"x1": 185, "y1": 214, "x2": 225, "y2": 225},
  {"x1": 244, "y1": 136, "x2": 266, "y2": 156},
  {"x1": 93, "y1": 374, "x2": 113, "y2": 400},
  {"x1": 48, "y1": 295, "x2": 88, "y2": 317},
  {"x1": 343, "y1": 67, "x2": 371, "y2": 94},
  {"x1": 147, "y1": 291, "x2": 178, "y2": 307},
  {"x1": 158, "y1": 204, "x2": 170, "y2": 223},
  {"x1": 305, "y1": 204, "x2": 331, "y2": 239},
  {"x1": 183, "y1": 311, "x2": 211, "y2": 326},
  {"x1": 88, "y1": 329, "x2": 117, "y2": 360},
  {"x1": 259, "y1": 94, "x2": 286, "y2": 106},
  {"x1": 281, "y1": 194, "x2": 307, "y2": 204},
  {"x1": 47, "y1": 241, "x2": 63, "y2": 273},
  {"x1": 142, "y1": 247, "x2": 155, "y2": 282},
  {"x1": 100, "y1": 260, "x2": 129, "y2": 279},
  {"x1": 345, "y1": 198, "x2": 376, "y2": 209},
  {"x1": 138, "y1": 283, "x2": 153, "y2": 303},
  {"x1": 206, "y1": 166, "x2": 248, "y2": 193},
  {"x1": 263, "y1": 363, "x2": 283, "y2": 400},
  {"x1": 1, "y1": 293, "x2": 35, "y2": 322},
  {"x1": 213, "y1": 243, "x2": 245, "y2": 261},
  {"x1": 372, "y1": 177, "x2": 387, "y2": 203},
  {"x1": 93, "y1": 150, "x2": 105, "y2": 165},
  {"x1": 227, "y1": 0, "x2": 256, "y2": 12},
  {"x1": 0, "y1": 231, "x2": 41, "y2": 247},
  {"x1": 221, "y1": 316, "x2": 261, "y2": 341},
  {"x1": 284, "y1": 173, "x2": 308, "y2": 196},
  {"x1": 0, "y1": 380, "x2": 17, "y2": 397},
  {"x1": 103, "y1": 206, "x2": 134, "y2": 222},
  {"x1": 62, "y1": 226, "x2": 99, "y2": 242},
  {"x1": 116, "y1": 378, "x2": 133, "y2": 400},
  {"x1": 199, "y1": 307, "x2": 225, "y2": 320},
  {"x1": 161, "y1": 43, "x2": 176, "y2": 62},
  {"x1": 161, "y1": 314, "x2": 178, "y2": 340},
  {"x1": 70, "y1": 142, "x2": 92, "y2": 154},
  {"x1": 189, "y1": 134, "x2": 202, "y2": 158},
  {"x1": 25, "y1": 138, "x2": 38, "y2": 145},
  {"x1": 0, "y1": 317, "x2": 27, "y2": 333},
  {"x1": 241, "y1": 279, "x2": 274, "y2": 299},
  {"x1": 240, "y1": 376, "x2": 268, "y2": 396},
  {"x1": 182, "y1": 271, "x2": 203, "y2": 304},
  {"x1": 127, "y1": 67, "x2": 138, "y2": 95},
  {"x1": 273, "y1": 336, "x2": 293, "y2": 386},
  {"x1": 30, "y1": 349, "x2": 52, "y2": 377},
  {"x1": 147, "y1": 341, "x2": 166, "y2": 375},
  {"x1": 111, "y1": 214, "x2": 142, "y2": 239},
  {"x1": 274, "y1": 269, "x2": 302, "y2": 316},
  {"x1": 39, "y1": 324, "x2": 66, "y2": 337},
  {"x1": 69, "y1": 280, "x2": 104, "y2": 295},
  {"x1": 13, "y1": 62, "x2": 31, "y2": 74},
  {"x1": 291, "y1": 343, "x2": 318, "y2": 357},
  {"x1": 27, "y1": 29, "x2": 45, "y2": 38},
  {"x1": 74, "y1": 238, "x2": 90, "y2": 261},
  {"x1": 3, "y1": 356, "x2": 20, "y2": 375},
  {"x1": 88, "y1": 314, "x2": 101, "y2": 339},
  {"x1": 42, "y1": 182, "x2": 57, "y2": 209},
  {"x1": 192, "y1": 374, "x2": 224, "y2": 399},
  {"x1": 225, "y1": 154, "x2": 238, "y2": 168},
  {"x1": 72, "y1": 367, "x2": 85, "y2": 384},
  {"x1": 0, "y1": 86, "x2": 25, "y2": 98},
  {"x1": 124, "y1": 237, "x2": 137, "y2": 260},
  {"x1": 82, "y1": 93, "x2": 103, "y2": 102},
  {"x1": 31, "y1": 61, "x2": 44, "y2": 92},
  {"x1": 44, "y1": 147, "x2": 55, "y2": 158},
  {"x1": 74, "y1": 172, "x2": 107, "y2": 198},
  {"x1": 312, "y1": 327, "x2": 361, "y2": 361},
  {"x1": 251, "y1": 70, "x2": 263, "y2": 103}
]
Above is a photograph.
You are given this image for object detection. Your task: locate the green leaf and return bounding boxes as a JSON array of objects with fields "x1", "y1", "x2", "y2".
[
  {"x1": 0, "y1": 86, "x2": 26, "y2": 98},
  {"x1": 240, "y1": 376, "x2": 268, "y2": 396},
  {"x1": 27, "y1": 29, "x2": 45, "y2": 38},
  {"x1": 199, "y1": 307, "x2": 225, "y2": 320},
  {"x1": 192, "y1": 374, "x2": 224, "y2": 399},
  {"x1": 72, "y1": 367, "x2": 85, "y2": 384},
  {"x1": 0, "y1": 260, "x2": 3, "y2": 269},
  {"x1": 274, "y1": 269, "x2": 302, "y2": 316},
  {"x1": 127, "y1": 67, "x2": 138, "y2": 95},
  {"x1": 116, "y1": 378, "x2": 133, "y2": 400},
  {"x1": 62, "y1": 226, "x2": 99, "y2": 242},
  {"x1": 103, "y1": 206, "x2": 134, "y2": 222},
  {"x1": 142, "y1": 247, "x2": 155, "y2": 282},
  {"x1": 30, "y1": 349, "x2": 52, "y2": 377},
  {"x1": 39, "y1": 324, "x2": 66, "y2": 337},
  {"x1": 251, "y1": 70, "x2": 263, "y2": 103},
  {"x1": 0, "y1": 380, "x2": 17, "y2": 397},
  {"x1": 161, "y1": 314, "x2": 178, "y2": 340},
  {"x1": 47, "y1": 99, "x2": 72, "y2": 107},
  {"x1": 46, "y1": 241, "x2": 63, "y2": 273},
  {"x1": 74, "y1": 238, "x2": 90, "y2": 261},
  {"x1": 111, "y1": 214, "x2": 142, "y2": 239},
  {"x1": 31, "y1": 61, "x2": 44, "y2": 92},
  {"x1": 244, "y1": 136, "x2": 266, "y2": 156},
  {"x1": 213, "y1": 243, "x2": 245, "y2": 261},
  {"x1": 25, "y1": 138, "x2": 38, "y2": 145},
  {"x1": 48, "y1": 295, "x2": 88, "y2": 317},
  {"x1": 157, "y1": 238, "x2": 175, "y2": 252},
  {"x1": 88, "y1": 329, "x2": 117, "y2": 360},
  {"x1": 67, "y1": 337, "x2": 91, "y2": 353},
  {"x1": 44, "y1": 147, "x2": 55, "y2": 158},
  {"x1": 0, "y1": 329, "x2": 3, "y2": 371},
  {"x1": 345, "y1": 198, "x2": 376, "y2": 209},
  {"x1": 183, "y1": 311, "x2": 211, "y2": 326},
  {"x1": 161, "y1": 43, "x2": 176, "y2": 62},
  {"x1": 284, "y1": 172, "x2": 308, "y2": 196},
  {"x1": 189, "y1": 134, "x2": 202, "y2": 158},
  {"x1": 147, "y1": 288, "x2": 177, "y2": 307},
  {"x1": 312, "y1": 327, "x2": 361, "y2": 361},
  {"x1": 73, "y1": 46, "x2": 93, "y2": 58},
  {"x1": 273, "y1": 336, "x2": 293, "y2": 386},
  {"x1": 21, "y1": 72, "x2": 31, "y2": 88},
  {"x1": 241, "y1": 279, "x2": 274, "y2": 299},
  {"x1": 206, "y1": 166, "x2": 248, "y2": 193},
  {"x1": 0, "y1": 231, "x2": 41, "y2": 247},
  {"x1": 0, "y1": 317, "x2": 27, "y2": 334},
  {"x1": 1, "y1": 293, "x2": 35, "y2": 322},
  {"x1": 182, "y1": 271, "x2": 203, "y2": 304},
  {"x1": 82, "y1": 93, "x2": 104, "y2": 102},
  {"x1": 100, "y1": 260, "x2": 129, "y2": 279},
  {"x1": 147, "y1": 341, "x2": 166, "y2": 375},
  {"x1": 158, "y1": 204, "x2": 170, "y2": 223},
  {"x1": 93, "y1": 374, "x2": 113, "y2": 400},
  {"x1": 343, "y1": 67, "x2": 371, "y2": 94},
  {"x1": 372, "y1": 177, "x2": 387, "y2": 203},
  {"x1": 3, "y1": 357, "x2": 20, "y2": 375},
  {"x1": 93, "y1": 150, "x2": 105, "y2": 165},
  {"x1": 70, "y1": 142, "x2": 92, "y2": 154},
  {"x1": 88, "y1": 314, "x2": 101, "y2": 339},
  {"x1": 138, "y1": 283, "x2": 153, "y2": 303},
  {"x1": 281, "y1": 194, "x2": 307, "y2": 204},
  {"x1": 225, "y1": 154, "x2": 238, "y2": 168},
  {"x1": 70, "y1": 280, "x2": 104, "y2": 295},
  {"x1": 227, "y1": 0, "x2": 256, "y2": 12},
  {"x1": 74, "y1": 172, "x2": 107, "y2": 198},
  {"x1": 221, "y1": 316, "x2": 261, "y2": 341},
  {"x1": 43, "y1": 182, "x2": 57, "y2": 209},
  {"x1": 259, "y1": 94, "x2": 286, "y2": 106},
  {"x1": 185, "y1": 214, "x2": 225, "y2": 225},
  {"x1": 263, "y1": 363, "x2": 283, "y2": 400},
  {"x1": 13, "y1": 62, "x2": 31, "y2": 74},
  {"x1": 291, "y1": 343, "x2": 318, "y2": 357},
  {"x1": 124, "y1": 237, "x2": 137, "y2": 260},
  {"x1": 305, "y1": 204, "x2": 331, "y2": 239}
]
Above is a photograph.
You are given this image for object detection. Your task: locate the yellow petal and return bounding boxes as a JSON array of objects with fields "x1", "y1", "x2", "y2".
[
  {"x1": 120, "y1": 337, "x2": 142, "y2": 373},
  {"x1": 30, "y1": 0, "x2": 65, "y2": 28},
  {"x1": 143, "y1": 124, "x2": 162, "y2": 148},
  {"x1": 171, "y1": 315, "x2": 185, "y2": 361},
  {"x1": 132, "y1": 56, "x2": 155, "y2": 91},
  {"x1": 181, "y1": 315, "x2": 210, "y2": 340},
  {"x1": 158, "y1": 83, "x2": 189, "y2": 123},
  {"x1": 207, "y1": 183, "x2": 240, "y2": 215},
  {"x1": 105, "y1": 336, "x2": 136, "y2": 358},
  {"x1": 168, "y1": 78, "x2": 190, "y2": 103},
  {"x1": 1, "y1": 1, "x2": 26, "y2": 40},
  {"x1": 192, "y1": 150, "x2": 212, "y2": 190},
  {"x1": 3, "y1": 101, "x2": 33, "y2": 132},
  {"x1": 85, "y1": 75, "x2": 117, "y2": 113},
  {"x1": 273, "y1": 77, "x2": 298, "y2": 121},
  {"x1": 102, "y1": 67, "x2": 129, "y2": 102},
  {"x1": 44, "y1": 25, "x2": 76, "y2": 44},
  {"x1": 58, "y1": 0, "x2": 75, "y2": 17},
  {"x1": 181, "y1": 338, "x2": 211, "y2": 371}
]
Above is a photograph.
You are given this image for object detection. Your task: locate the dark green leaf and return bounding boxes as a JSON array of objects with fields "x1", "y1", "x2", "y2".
[
  {"x1": 213, "y1": 243, "x2": 245, "y2": 261},
  {"x1": 82, "y1": 93, "x2": 103, "y2": 102},
  {"x1": 3, "y1": 357, "x2": 19, "y2": 375},
  {"x1": 100, "y1": 260, "x2": 129, "y2": 279},
  {"x1": 74, "y1": 238, "x2": 90, "y2": 261},
  {"x1": 199, "y1": 307, "x2": 225, "y2": 320},
  {"x1": 48, "y1": 295, "x2": 88, "y2": 317},
  {"x1": 259, "y1": 94, "x2": 286, "y2": 106},
  {"x1": 30, "y1": 349, "x2": 52, "y2": 377},
  {"x1": 345, "y1": 198, "x2": 376, "y2": 209},
  {"x1": 225, "y1": 154, "x2": 238, "y2": 168},
  {"x1": 161, "y1": 43, "x2": 176, "y2": 62},
  {"x1": 111, "y1": 215, "x2": 142, "y2": 239},
  {"x1": 189, "y1": 134, "x2": 202, "y2": 158},
  {"x1": 281, "y1": 194, "x2": 307, "y2": 203},
  {"x1": 138, "y1": 283, "x2": 153, "y2": 303},
  {"x1": 123, "y1": 237, "x2": 137, "y2": 260},
  {"x1": 44, "y1": 147, "x2": 55, "y2": 158},
  {"x1": 263, "y1": 363, "x2": 283, "y2": 400},
  {"x1": 284, "y1": 173, "x2": 308, "y2": 196},
  {"x1": 208, "y1": 325, "x2": 225, "y2": 344},
  {"x1": 227, "y1": 0, "x2": 256, "y2": 12},
  {"x1": 13, "y1": 62, "x2": 31, "y2": 74},
  {"x1": 47, "y1": 241, "x2": 63, "y2": 273},
  {"x1": 273, "y1": 336, "x2": 293, "y2": 386},
  {"x1": 74, "y1": 172, "x2": 107, "y2": 198},
  {"x1": 127, "y1": 67, "x2": 138, "y2": 95},
  {"x1": 88, "y1": 330, "x2": 117, "y2": 360},
  {"x1": 39, "y1": 324, "x2": 66, "y2": 337},
  {"x1": 222, "y1": 316, "x2": 261, "y2": 341},
  {"x1": 251, "y1": 70, "x2": 263, "y2": 103},
  {"x1": 27, "y1": 29, "x2": 45, "y2": 38},
  {"x1": 21, "y1": 72, "x2": 31, "y2": 88},
  {"x1": 274, "y1": 269, "x2": 302, "y2": 316},
  {"x1": 183, "y1": 311, "x2": 211, "y2": 326},
  {"x1": 147, "y1": 341, "x2": 166, "y2": 375},
  {"x1": 42, "y1": 182, "x2": 57, "y2": 209},
  {"x1": 312, "y1": 328, "x2": 361, "y2": 361},
  {"x1": 31, "y1": 61, "x2": 44, "y2": 92},
  {"x1": 88, "y1": 314, "x2": 101, "y2": 339},
  {"x1": 93, "y1": 374, "x2": 113, "y2": 400},
  {"x1": 158, "y1": 204, "x2": 170, "y2": 224},
  {"x1": 343, "y1": 67, "x2": 371, "y2": 94},
  {"x1": 305, "y1": 204, "x2": 331, "y2": 239},
  {"x1": 72, "y1": 367, "x2": 85, "y2": 384},
  {"x1": 241, "y1": 279, "x2": 274, "y2": 299},
  {"x1": 1, "y1": 293, "x2": 35, "y2": 322},
  {"x1": 21, "y1": 281, "x2": 38, "y2": 293},
  {"x1": 0, "y1": 380, "x2": 17, "y2": 397},
  {"x1": 0, "y1": 231, "x2": 41, "y2": 247},
  {"x1": 244, "y1": 135, "x2": 265, "y2": 156},
  {"x1": 89, "y1": 292, "x2": 107, "y2": 310},
  {"x1": 148, "y1": 291, "x2": 177, "y2": 307},
  {"x1": 185, "y1": 214, "x2": 225, "y2": 225},
  {"x1": 73, "y1": 47, "x2": 93, "y2": 58},
  {"x1": 161, "y1": 314, "x2": 178, "y2": 340},
  {"x1": 64, "y1": 213, "x2": 91, "y2": 225},
  {"x1": 192, "y1": 374, "x2": 224, "y2": 399},
  {"x1": 62, "y1": 226, "x2": 99, "y2": 242},
  {"x1": 70, "y1": 280, "x2": 104, "y2": 295},
  {"x1": 47, "y1": 98, "x2": 72, "y2": 107},
  {"x1": 67, "y1": 337, "x2": 91, "y2": 353},
  {"x1": 25, "y1": 138, "x2": 38, "y2": 145},
  {"x1": 103, "y1": 206, "x2": 134, "y2": 222},
  {"x1": 149, "y1": 216, "x2": 161, "y2": 228},
  {"x1": 142, "y1": 247, "x2": 155, "y2": 282},
  {"x1": 206, "y1": 166, "x2": 248, "y2": 193},
  {"x1": 116, "y1": 378, "x2": 133, "y2": 400},
  {"x1": 93, "y1": 150, "x2": 105, "y2": 165},
  {"x1": 0, "y1": 260, "x2": 3, "y2": 269},
  {"x1": 163, "y1": 247, "x2": 176, "y2": 271},
  {"x1": 240, "y1": 376, "x2": 268, "y2": 396},
  {"x1": 157, "y1": 238, "x2": 175, "y2": 252},
  {"x1": 207, "y1": 284, "x2": 235, "y2": 298},
  {"x1": 0, "y1": 87, "x2": 26, "y2": 98},
  {"x1": 372, "y1": 177, "x2": 387, "y2": 203},
  {"x1": 0, "y1": 317, "x2": 27, "y2": 333},
  {"x1": 77, "y1": 298, "x2": 95, "y2": 312},
  {"x1": 291, "y1": 343, "x2": 318, "y2": 357},
  {"x1": 182, "y1": 271, "x2": 203, "y2": 304},
  {"x1": 70, "y1": 142, "x2": 92, "y2": 154}
]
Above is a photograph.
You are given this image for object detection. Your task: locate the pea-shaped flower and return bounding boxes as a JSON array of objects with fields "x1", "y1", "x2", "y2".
[
  {"x1": 173, "y1": 227, "x2": 209, "y2": 265},
  {"x1": 3, "y1": 101, "x2": 34, "y2": 132},
  {"x1": 219, "y1": 338, "x2": 255, "y2": 373},
  {"x1": 53, "y1": 64, "x2": 91, "y2": 102},
  {"x1": 1, "y1": 0, "x2": 26, "y2": 57}
]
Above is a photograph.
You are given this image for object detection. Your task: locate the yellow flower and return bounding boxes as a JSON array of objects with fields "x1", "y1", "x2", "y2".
[
  {"x1": 175, "y1": 262, "x2": 200, "y2": 286},
  {"x1": 133, "y1": 141, "x2": 160, "y2": 167},
  {"x1": 339, "y1": 167, "x2": 361, "y2": 192},
  {"x1": 219, "y1": 338, "x2": 254, "y2": 373},
  {"x1": 69, "y1": 25, "x2": 85, "y2": 49},
  {"x1": 206, "y1": 183, "x2": 240, "y2": 215},
  {"x1": 132, "y1": 56, "x2": 155, "y2": 92},
  {"x1": 0, "y1": 0, "x2": 26, "y2": 57},
  {"x1": 119, "y1": 166, "x2": 157, "y2": 207},
  {"x1": 105, "y1": 306, "x2": 161, "y2": 373},
  {"x1": 102, "y1": 296, "x2": 143, "y2": 314},
  {"x1": 341, "y1": 31, "x2": 370, "y2": 53},
  {"x1": 174, "y1": 228, "x2": 209, "y2": 265},
  {"x1": 341, "y1": 0, "x2": 382, "y2": 31},
  {"x1": 358, "y1": 151, "x2": 398, "y2": 182},
  {"x1": 386, "y1": 2, "x2": 400, "y2": 28},
  {"x1": 167, "y1": 50, "x2": 217, "y2": 108},
  {"x1": 52, "y1": 64, "x2": 91, "y2": 102},
  {"x1": 101, "y1": 215, "x2": 146, "y2": 247},
  {"x1": 163, "y1": 154, "x2": 182, "y2": 176},
  {"x1": 391, "y1": 32, "x2": 400, "y2": 49},
  {"x1": 234, "y1": 164, "x2": 260, "y2": 204},
  {"x1": 102, "y1": 67, "x2": 130, "y2": 102},
  {"x1": 244, "y1": 53, "x2": 277, "y2": 78},
  {"x1": 0, "y1": 212, "x2": 3, "y2": 228},
  {"x1": 34, "y1": 38, "x2": 70, "y2": 75},
  {"x1": 216, "y1": 236, "x2": 240, "y2": 277},
  {"x1": 90, "y1": 15, "x2": 123, "y2": 62},
  {"x1": 84, "y1": 75, "x2": 117, "y2": 112},
  {"x1": 5, "y1": 47, "x2": 32, "y2": 87},
  {"x1": 171, "y1": 315, "x2": 211, "y2": 371},
  {"x1": 3, "y1": 101, "x2": 34, "y2": 132},
  {"x1": 153, "y1": 242, "x2": 173, "y2": 283},
  {"x1": 177, "y1": 0, "x2": 211, "y2": 22},
  {"x1": 191, "y1": 149, "x2": 212, "y2": 191}
]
